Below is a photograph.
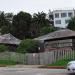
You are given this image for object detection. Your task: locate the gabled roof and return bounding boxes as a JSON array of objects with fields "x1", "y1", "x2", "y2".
[
  {"x1": 0, "y1": 33, "x2": 21, "y2": 45},
  {"x1": 34, "y1": 29, "x2": 75, "y2": 41}
]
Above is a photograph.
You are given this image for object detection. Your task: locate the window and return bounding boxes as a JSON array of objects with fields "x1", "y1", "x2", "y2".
[
  {"x1": 49, "y1": 15, "x2": 53, "y2": 20},
  {"x1": 55, "y1": 13, "x2": 59, "y2": 18},
  {"x1": 55, "y1": 20, "x2": 61, "y2": 24},
  {"x1": 65, "y1": 19, "x2": 70, "y2": 24},
  {"x1": 61, "y1": 13, "x2": 66, "y2": 17},
  {"x1": 68, "y1": 12, "x2": 73, "y2": 17}
]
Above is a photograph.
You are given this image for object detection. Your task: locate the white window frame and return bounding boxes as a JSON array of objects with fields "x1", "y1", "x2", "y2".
[{"x1": 55, "y1": 20, "x2": 61, "y2": 24}]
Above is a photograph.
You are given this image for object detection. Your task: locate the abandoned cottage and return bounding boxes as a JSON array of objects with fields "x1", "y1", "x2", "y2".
[
  {"x1": 0, "y1": 33, "x2": 21, "y2": 51},
  {"x1": 34, "y1": 29, "x2": 75, "y2": 52}
]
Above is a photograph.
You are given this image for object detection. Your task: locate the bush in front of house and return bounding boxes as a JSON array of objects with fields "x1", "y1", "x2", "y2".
[
  {"x1": 16, "y1": 39, "x2": 39, "y2": 53},
  {"x1": 0, "y1": 45, "x2": 8, "y2": 52}
]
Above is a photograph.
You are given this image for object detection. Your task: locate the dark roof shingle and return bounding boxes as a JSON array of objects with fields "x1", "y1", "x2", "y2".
[
  {"x1": 0, "y1": 33, "x2": 21, "y2": 45},
  {"x1": 34, "y1": 29, "x2": 75, "y2": 41}
]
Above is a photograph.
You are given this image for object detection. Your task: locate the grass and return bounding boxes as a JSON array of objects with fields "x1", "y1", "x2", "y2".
[
  {"x1": 48, "y1": 50, "x2": 75, "y2": 67},
  {"x1": 48, "y1": 59, "x2": 73, "y2": 67},
  {"x1": 0, "y1": 60, "x2": 17, "y2": 65}
]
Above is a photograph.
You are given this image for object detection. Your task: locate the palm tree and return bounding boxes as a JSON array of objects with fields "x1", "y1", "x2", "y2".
[{"x1": 31, "y1": 12, "x2": 50, "y2": 37}]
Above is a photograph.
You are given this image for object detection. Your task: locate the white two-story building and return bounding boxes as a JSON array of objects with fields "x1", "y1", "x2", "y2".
[{"x1": 47, "y1": 9, "x2": 75, "y2": 28}]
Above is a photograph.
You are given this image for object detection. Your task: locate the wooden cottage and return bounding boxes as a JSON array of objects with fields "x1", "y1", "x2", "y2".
[
  {"x1": 34, "y1": 29, "x2": 75, "y2": 52},
  {"x1": 0, "y1": 33, "x2": 21, "y2": 51}
]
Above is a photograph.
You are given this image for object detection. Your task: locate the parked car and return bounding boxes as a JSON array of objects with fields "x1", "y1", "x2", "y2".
[{"x1": 67, "y1": 61, "x2": 75, "y2": 72}]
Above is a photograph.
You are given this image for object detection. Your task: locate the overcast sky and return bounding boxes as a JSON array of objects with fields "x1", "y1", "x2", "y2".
[{"x1": 0, "y1": 0, "x2": 75, "y2": 14}]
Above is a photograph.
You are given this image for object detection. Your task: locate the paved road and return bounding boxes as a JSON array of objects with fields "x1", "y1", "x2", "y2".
[{"x1": 0, "y1": 67, "x2": 74, "y2": 75}]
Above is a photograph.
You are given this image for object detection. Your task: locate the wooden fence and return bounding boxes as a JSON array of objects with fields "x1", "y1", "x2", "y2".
[
  {"x1": 25, "y1": 49, "x2": 75, "y2": 65},
  {"x1": 0, "y1": 49, "x2": 75, "y2": 65}
]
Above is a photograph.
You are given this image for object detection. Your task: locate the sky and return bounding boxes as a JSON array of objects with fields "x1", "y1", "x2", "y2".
[{"x1": 0, "y1": 0, "x2": 75, "y2": 14}]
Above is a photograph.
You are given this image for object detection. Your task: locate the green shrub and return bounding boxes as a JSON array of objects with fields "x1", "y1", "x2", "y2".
[
  {"x1": 0, "y1": 45, "x2": 8, "y2": 52},
  {"x1": 16, "y1": 39, "x2": 39, "y2": 53},
  {"x1": 39, "y1": 26, "x2": 55, "y2": 36}
]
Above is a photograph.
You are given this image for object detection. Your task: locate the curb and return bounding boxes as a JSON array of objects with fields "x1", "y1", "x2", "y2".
[
  {"x1": 0, "y1": 65, "x2": 8, "y2": 67},
  {"x1": 38, "y1": 66, "x2": 65, "y2": 69}
]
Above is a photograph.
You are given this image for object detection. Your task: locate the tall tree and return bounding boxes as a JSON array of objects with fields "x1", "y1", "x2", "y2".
[
  {"x1": 5, "y1": 13, "x2": 13, "y2": 22},
  {"x1": 31, "y1": 12, "x2": 50, "y2": 37},
  {"x1": 0, "y1": 11, "x2": 12, "y2": 34},
  {"x1": 11, "y1": 11, "x2": 32, "y2": 39},
  {"x1": 67, "y1": 17, "x2": 75, "y2": 30}
]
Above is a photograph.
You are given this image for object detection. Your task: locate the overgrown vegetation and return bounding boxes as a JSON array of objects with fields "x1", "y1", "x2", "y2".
[
  {"x1": 48, "y1": 59, "x2": 72, "y2": 67},
  {"x1": 0, "y1": 45, "x2": 8, "y2": 52},
  {"x1": 39, "y1": 26, "x2": 55, "y2": 36},
  {"x1": 0, "y1": 60, "x2": 17, "y2": 65},
  {"x1": 67, "y1": 17, "x2": 75, "y2": 30},
  {"x1": 0, "y1": 11, "x2": 55, "y2": 40},
  {"x1": 16, "y1": 39, "x2": 39, "y2": 53}
]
